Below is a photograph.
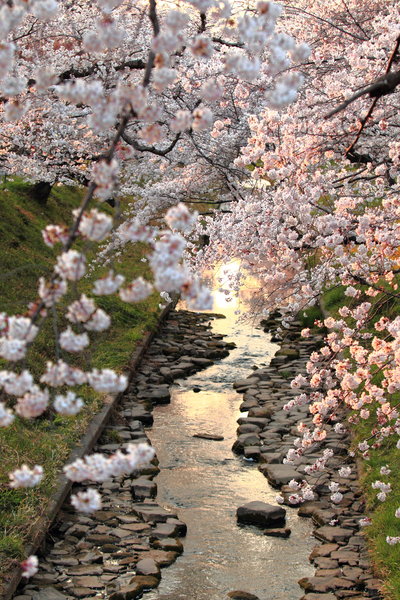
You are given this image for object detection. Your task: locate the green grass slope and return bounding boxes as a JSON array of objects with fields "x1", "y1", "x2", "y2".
[{"x1": 0, "y1": 178, "x2": 160, "y2": 589}]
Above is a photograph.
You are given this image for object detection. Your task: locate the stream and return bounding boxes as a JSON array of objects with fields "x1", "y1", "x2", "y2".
[{"x1": 146, "y1": 268, "x2": 315, "y2": 600}]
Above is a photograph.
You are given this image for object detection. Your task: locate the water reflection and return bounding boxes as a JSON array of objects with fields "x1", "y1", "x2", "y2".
[{"x1": 145, "y1": 264, "x2": 314, "y2": 600}]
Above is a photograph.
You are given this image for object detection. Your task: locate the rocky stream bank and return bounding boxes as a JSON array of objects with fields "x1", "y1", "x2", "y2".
[
  {"x1": 232, "y1": 317, "x2": 383, "y2": 600},
  {"x1": 11, "y1": 309, "x2": 383, "y2": 600},
  {"x1": 12, "y1": 311, "x2": 233, "y2": 600}
]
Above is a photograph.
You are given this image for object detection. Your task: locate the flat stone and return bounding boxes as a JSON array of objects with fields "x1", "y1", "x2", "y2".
[
  {"x1": 131, "y1": 504, "x2": 177, "y2": 523},
  {"x1": 314, "y1": 526, "x2": 353, "y2": 544},
  {"x1": 144, "y1": 549, "x2": 179, "y2": 566},
  {"x1": 135, "y1": 558, "x2": 161, "y2": 579},
  {"x1": 298, "y1": 576, "x2": 355, "y2": 593},
  {"x1": 227, "y1": 592, "x2": 260, "y2": 600},
  {"x1": 131, "y1": 478, "x2": 157, "y2": 500},
  {"x1": 129, "y1": 575, "x2": 160, "y2": 589},
  {"x1": 31, "y1": 589, "x2": 69, "y2": 600},
  {"x1": 70, "y1": 588, "x2": 96, "y2": 598},
  {"x1": 67, "y1": 565, "x2": 103, "y2": 576},
  {"x1": 259, "y1": 464, "x2": 302, "y2": 487},
  {"x1": 309, "y1": 544, "x2": 339, "y2": 560},
  {"x1": 166, "y1": 518, "x2": 187, "y2": 536},
  {"x1": 263, "y1": 527, "x2": 291, "y2": 538},
  {"x1": 233, "y1": 377, "x2": 260, "y2": 389},
  {"x1": 243, "y1": 446, "x2": 261, "y2": 460},
  {"x1": 151, "y1": 523, "x2": 180, "y2": 539},
  {"x1": 300, "y1": 594, "x2": 337, "y2": 600},
  {"x1": 237, "y1": 501, "x2": 286, "y2": 528},
  {"x1": 193, "y1": 433, "x2": 224, "y2": 441},
  {"x1": 72, "y1": 576, "x2": 103, "y2": 588},
  {"x1": 151, "y1": 537, "x2": 183, "y2": 553}
]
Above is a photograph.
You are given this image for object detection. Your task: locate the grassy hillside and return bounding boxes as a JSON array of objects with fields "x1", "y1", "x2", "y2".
[{"x1": 0, "y1": 178, "x2": 160, "y2": 587}]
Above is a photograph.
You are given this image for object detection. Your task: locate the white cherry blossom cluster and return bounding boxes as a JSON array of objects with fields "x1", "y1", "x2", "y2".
[
  {"x1": 59, "y1": 328, "x2": 90, "y2": 352},
  {"x1": 71, "y1": 488, "x2": 102, "y2": 513},
  {"x1": 119, "y1": 277, "x2": 154, "y2": 303},
  {"x1": 75, "y1": 208, "x2": 113, "y2": 242},
  {"x1": 21, "y1": 555, "x2": 39, "y2": 579},
  {"x1": 9, "y1": 464, "x2": 44, "y2": 488},
  {"x1": 93, "y1": 271, "x2": 125, "y2": 295},
  {"x1": 54, "y1": 392, "x2": 84, "y2": 416},
  {"x1": 64, "y1": 443, "x2": 155, "y2": 483},
  {"x1": 55, "y1": 250, "x2": 86, "y2": 281},
  {"x1": 0, "y1": 316, "x2": 39, "y2": 361}
]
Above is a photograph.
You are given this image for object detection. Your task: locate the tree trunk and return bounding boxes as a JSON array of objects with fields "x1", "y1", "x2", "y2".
[{"x1": 31, "y1": 181, "x2": 53, "y2": 204}]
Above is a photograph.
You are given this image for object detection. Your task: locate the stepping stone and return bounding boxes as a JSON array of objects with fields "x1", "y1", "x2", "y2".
[
  {"x1": 314, "y1": 526, "x2": 353, "y2": 544},
  {"x1": 131, "y1": 478, "x2": 157, "y2": 500},
  {"x1": 151, "y1": 537, "x2": 183, "y2": 553},
  {"x1": 135, "y1": 558, "x2": 161, "y2": 578},
  {"x1": 259, "y1": 464, "x2": 302, "y2": 487},
  {"x1": 131, "y1": 503, "x2": 178, "y2": 523},
  {"x1": 263, "y1": 527, "x2": 291, "y2": 538},
  {"x1": 236, "y1": 501, "x2": 286, "y2": 528},
  {"x1": 31, "y1": 589, "x2": 69, "y2": 600},
  {"x1": 193, "y1": 433, "x2": 224, "y2": 441},
  {"x1": 227, "y1": 592, "x2": 260, "y2": 600}
]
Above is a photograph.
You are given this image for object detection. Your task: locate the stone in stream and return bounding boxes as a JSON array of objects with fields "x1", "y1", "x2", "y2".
[
  {"x1": 135, "y1": 558, "x2": 161, "y2": 579},
  {"x1": 258, "y1": 464, "x2": 302, "y2": 487},
  {"x1": 236, "y1": 501, "x2": 286, "y2": 528},
  {"x1": 131, "y1": 503, "x2": 178, "y2": 523},
  {"x1": 299, "y1": 594, "x2": 337, "y2": 600},
  {"x1": 151, "y1": 537, "x2": 183, "y2": 553},
  {"x1": 232, "y1": 433, "x2": 260, "y2": 454},
  {"x1": 193, "y1": 432, "x2": 224, "y2": 441},
  {"x1": 130, "y1": 478, "x2": 157, "y2": 500},
  {"x1": 313, "y1": 526, "x2": 354, "y2": 544},
  {"x1": 227, "y1": 592, "x2": 260, "y2": 600},
  {"x1": 263, "y1": 527, "x2": 291, "y2": 538}
]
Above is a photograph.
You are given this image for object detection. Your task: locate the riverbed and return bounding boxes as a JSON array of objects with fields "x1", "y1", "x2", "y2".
[{"x1": 146, "y1": 274, "x2": 315, "y2": 600}]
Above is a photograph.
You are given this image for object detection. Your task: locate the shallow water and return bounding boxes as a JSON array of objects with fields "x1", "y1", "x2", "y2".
[{"x1": 146, "y1": 277, "x2": 315, "y2": 600}]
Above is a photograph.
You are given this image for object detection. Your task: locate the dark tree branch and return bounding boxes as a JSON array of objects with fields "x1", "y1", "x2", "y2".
[
  {"x1": 325, "y1": 69, "x2": 400, "y2": 119},
  {"x1": 121, "y1": 130, "x2": 181, "y2": 156}
]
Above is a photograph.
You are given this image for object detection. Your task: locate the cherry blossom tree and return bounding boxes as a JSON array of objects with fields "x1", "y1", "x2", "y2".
[
  {"x1": 194, "y1": 0, "x2": 400, "y2": 541},
  {"x1": 0, "y1": 0, "x2": 311, "y2": 576}
]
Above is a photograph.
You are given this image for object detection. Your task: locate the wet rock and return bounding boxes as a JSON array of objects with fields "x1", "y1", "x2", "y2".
[
  {"x1": 227, "y1": 592, "x2": 260, "y2": 600},
  {"x1": 236, "y1": 501, "x2": 286, "y2": 528},
  {"x1": 130, "y1": 478, "x2": 157, "y2": 500},
  {"x1": 247, "y1": 406, "x2": 273, "y2": 419},
  {"x1": 144, "y1": 549, "x2": 179, "y2": 566},
  {"x1": 131, "y1": 503, "x2": 178, "y2": 523},
  {"x1": 135, "y1": 558, "x2": 161, "y2": 579},
  {"x1": 67, "y1": 565, "x2": 104, "y2": 576},
  {"x1": 129, "y1": 575, "x2": 159, "y2": 589},
  {"x1": 72, "y1": 576, "x2": 104, "y2": 588},
  {"x1": 233, "y1": 377, "x2": 260, "y2": 390},
  {"x1": 298, "y1": 576, "x2": 355, "y2": 593},
  {"x1": 30, "y1": 589, "x2": 69, "y2": 600},
  {"x1": 263, "y1": 527, "x2": 291, "y2": 538},
  {"x1": 151, "y1": 537, "x2": 183, "y2": 553},
  {"x1": 193, "y1": 433, "x2": 224, "y2": 441},
  {"x1": 314, "y1": 526, "x2": 354, "y2": 544},
  {"x1": 166, "y1": 518, "x2": 187, "y2": 536},
  {"x1": 299, "y1": 594, "x2": 337, "y2": 600},
  {"x1": 243, "y1": 446, "x2": 261, "y2": 461},
  {"x1": 232, "y1": 433, "x2": 260, "y2": 454},
  {"x1": 151, "y1": 522, "x2": 182, "y2": 539},
  {"x1": 259, "y1": 464, "x2": 302, "y2": 487},
  {"x1": 309, "y1": 544, "x2": 339, "y2": 560}
]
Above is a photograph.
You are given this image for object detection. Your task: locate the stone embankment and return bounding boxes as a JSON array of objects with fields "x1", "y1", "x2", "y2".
[
  {"x1": 13, "y1": 310, "x2": 234, "y2": 600},
  {"x1": 232, "y1": 319, "x2": 383, "y2": 600}
]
